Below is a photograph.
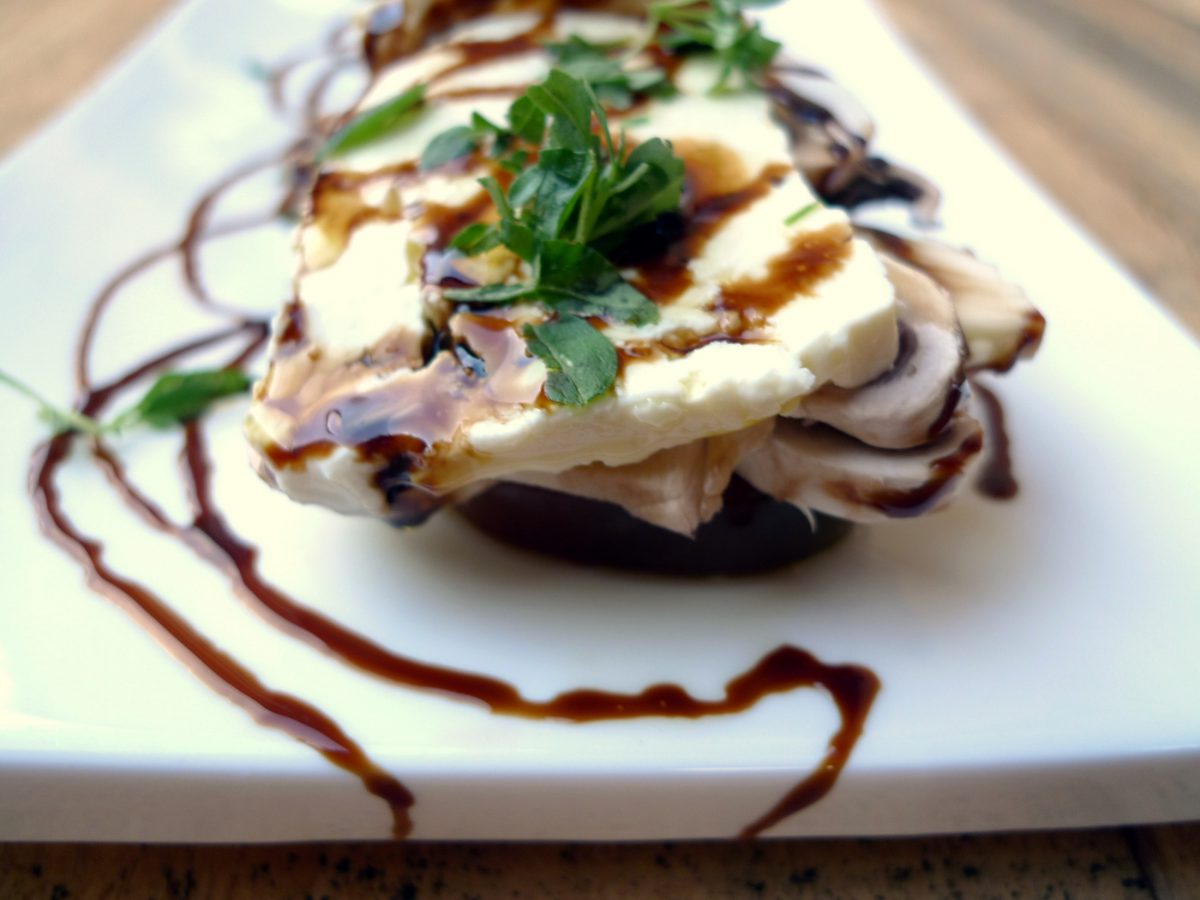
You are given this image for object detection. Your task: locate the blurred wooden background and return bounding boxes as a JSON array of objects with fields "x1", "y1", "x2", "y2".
[
  {"x1": 880, "y1": 0, "x2": 1200, "y2": 335},
  {"x1": 1, "y1": 0, "x2": 1197, "y2": 897}
]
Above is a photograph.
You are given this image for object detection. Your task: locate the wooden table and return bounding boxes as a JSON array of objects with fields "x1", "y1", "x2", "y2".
[{"x1": 1, "y1": 0, "x2": 1197, "y2": 897}]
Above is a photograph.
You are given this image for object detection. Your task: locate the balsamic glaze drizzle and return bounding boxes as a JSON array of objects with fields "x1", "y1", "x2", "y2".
[
  {"x1": 12, "y1": 3, "x2": 961, "y2": 840},
  {"x1": 971, "y1": 380, "x2": 1019, "y2": 500}
]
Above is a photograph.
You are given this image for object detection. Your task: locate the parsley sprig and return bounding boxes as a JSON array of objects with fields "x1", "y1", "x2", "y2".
[
  {"x1": 0, "y1": 368, "x2": 252, "y2": 436},
  {"x1": 424, "y1": 69, "x2": 685, "y2": 406},
  {"x1": 319, "y1": 84, "x2": 427, "y2": 161},
  {"x1": 420, "y1": 111, "x2": 529, "y2": 173},
  {"x1": 544, "y1": 36, "x2": 674, "y2": 109},
  {"x1": 419, "y1": 36, "x2": 675, "y2": 176},
  {"x1": 648, "y1": 0, "x2": 781, "y2": 92}
]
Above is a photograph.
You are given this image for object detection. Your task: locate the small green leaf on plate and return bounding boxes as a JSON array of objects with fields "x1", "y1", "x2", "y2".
[
  {"x1": 0, "y1": 369, "x2": 103, "y2": 436},
  {"x1": 126, "y1": 369, "x2": 253, "y2": 430}
]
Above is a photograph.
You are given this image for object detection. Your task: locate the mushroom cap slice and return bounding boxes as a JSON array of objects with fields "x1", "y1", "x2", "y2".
[
  {"x1": 737, "y1": 413, "x2": 984, "y2": 523},
  {"x1": 765, "y1": 66, "x2": 941, "y2": 222},
  {"x1": 860, "y1": 227, "x2": 1045, "y2": 373},
  {"x1": 789, "y1": 257, "x2": 966, "y2": 449},
  {"x1": 506, "y1": 421, "x2": 775, "y2": 537}
]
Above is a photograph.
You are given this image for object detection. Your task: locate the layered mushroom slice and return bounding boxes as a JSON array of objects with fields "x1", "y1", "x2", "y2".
[{"x1": 521, "y1": 244, "x2": 1041, "y2": 535}]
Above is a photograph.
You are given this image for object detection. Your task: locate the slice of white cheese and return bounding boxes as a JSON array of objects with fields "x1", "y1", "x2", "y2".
[{"x1": 247, "y1": 11, "x2": 901, "y2": 517}]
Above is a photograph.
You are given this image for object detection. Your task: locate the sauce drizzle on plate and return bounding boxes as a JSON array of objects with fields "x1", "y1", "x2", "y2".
[{"x1": 19, "y1": 0, "x2": 1012, "y2": 839}]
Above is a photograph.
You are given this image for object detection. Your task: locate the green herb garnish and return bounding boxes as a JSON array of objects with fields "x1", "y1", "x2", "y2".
[
  {"x1": 523, "y1": 315, "x2": 620, "y2": 407},
  {"x1": 419, "y1": 39, "x2": 675, "y2": 176},
  {"x1": 544, "y1": 35, "x2": 674, "y2": 109},
  {"x1": 424, "y1": 69, "x2": 684, "y2": 406},
  {"x1": 0, "y1": 371, "x2": 106, "y2": 436},
  {"x1": 319, "y1": 83, "x2": 426, "y2": 161},
  {"x1": 440, "y1": 70, "x2": 685, "y2": 255},
  {"x1": 113, "y1": 369, "x2": 253, "y2": 430},
  {"x1": 419, "y1": 125, "x2": 479, "y2": 171},
  {"x1": 784, "y1": 201, "x2": 820, "y2": 225},
  {"x1": 1, "y1": 368, "x2": 252, "y2": 436},
  {"x1": 419, "y1": 113, "x2": 516, "y2": 171},
  {"x1": 648, "y1": 0, "x2": 781, "y2": 92}
]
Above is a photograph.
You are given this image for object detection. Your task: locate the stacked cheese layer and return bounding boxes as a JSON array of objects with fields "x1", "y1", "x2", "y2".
[
  {"x1": 247, "y1": 7, "x2": 1042, "y2": 529},
  {"x1": 248, "y1": 11, "x2": 900, "y2": 517}
]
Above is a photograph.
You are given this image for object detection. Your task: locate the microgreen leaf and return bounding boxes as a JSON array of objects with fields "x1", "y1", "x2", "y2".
[
  {"x1": 506, "y1": 167, "x2": 544, "y2": 209},
  {"x1": 438, "y1": 68, "x2": 683, "y2": 406},
  {"x1": 499, "y1": 149, "x2": 530, "y2": 173},
  {"x1": 590, "y1": 138, "x2": 685, "y2": 244},
  {"x1": 420, "y1": 125, "x2": 479, "y2": 170},
  {"x1": 626, "y1": 67, "x2": 673, "y2": 95},
  {"x1": 648, "y1": 0, "x2": 781, "y2": 91},
  {"x1": 421, "y1": 112, "x2": 520, "y2": 171},
  {"x1": 544, "y1": 36, "x2": 673, "y2": 109},
  {"x1": 525, "y1": 70, "x2": 597, "y2": 150},
  {"x1": 0, "y1": 370, "x2": 103, "y2": 436},
  {"x1": 507, "y1": 95, "x2": 546, "y2": 145},
  {"x1": 444, "y1": 282, "x2": 534, "y2": 303},
  {"x1": 1, "y1": 367, "x2": 251, "y2": 436},
  {"x1": 471, "y1": 112, "x2": 507, "y2": 137},
  {"x1": 535, "y1": 241, "x2": 660, "y2": 326},
  {"x1": 784, "y1": 201, "x2": 820, "y2": 225},
  {"x1": 319, "y1": 83, "x2": 426, "y2": 161},
  {"x1": 510, "y1": 148, "x2": 595, "y2": 238},
  {"x1": 478, "y1": 176, "x2": 514, "y2": 221},
  {"x1": 122, "y1": 369, "x2": 253, "y2": 429},
  {"x1": 450, "y1": 222, "x2": 502, "y2": 256},
  {"x1": 499, "y1": 219, "x2": 539, "y2": 263},
  {"x1": 543, "y1": 35, "x2": 627, "y2": 64},
  {"x1": 522, "y1": 315, "x2": 618, "y2": 406}
]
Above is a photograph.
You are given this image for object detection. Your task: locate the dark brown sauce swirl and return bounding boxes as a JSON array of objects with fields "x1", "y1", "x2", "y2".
[
  {"x1": 18, "y1": 1, "x2": 907, "y2": 840},
  {"x1": 971, "y1": 380, "x2": 1019, "y2": 499},
  {"x1": 32, "y1": 327, "x2": 417, "y2": 840},
  {"x1": 830, "y1": 426, "x2": 985, "y2": 517},
  {"x1": 635, "y1": 161, "x2": 794, "y2": 306},
  {"x1": 718, "y1": 225, "x2": 850, "y2": 326}
]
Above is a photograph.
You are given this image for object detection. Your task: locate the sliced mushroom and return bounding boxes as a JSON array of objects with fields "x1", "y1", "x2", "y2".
[
  {"x1": 737, "y1": 413, "x2": 983, "y2": 524},
  {"x1": 860, "y1": 227, "x2": 1045, "y2": 373},
  {"x1": 506, "y1": 420, "x2": 775, "y2": 537},
  {"x1": 789, "y1": 257, "x2": 966, "y2": 449},
  {"x1": 766, "y1": 65, "x2": 941, "y2": 223}
]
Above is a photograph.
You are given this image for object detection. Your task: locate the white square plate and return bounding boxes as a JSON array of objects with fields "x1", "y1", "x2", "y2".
[{"x1": 1, "y1": 0, "x2": 1198, "y2": 842}]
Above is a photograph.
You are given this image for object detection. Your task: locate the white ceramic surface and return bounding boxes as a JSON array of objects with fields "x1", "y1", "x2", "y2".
[{"x1": 1, "y1": 0, "x2": 1199, "y2": 842}]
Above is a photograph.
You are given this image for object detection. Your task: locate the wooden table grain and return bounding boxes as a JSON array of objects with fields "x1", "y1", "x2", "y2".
[{"x1": 1, "y1": 0, "x2": 1197, "y2": 897}]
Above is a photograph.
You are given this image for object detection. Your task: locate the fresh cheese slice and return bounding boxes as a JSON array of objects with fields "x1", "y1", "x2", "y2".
[{"x1": 246, "y1": 10, "x2": 902, "y2": 519}]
